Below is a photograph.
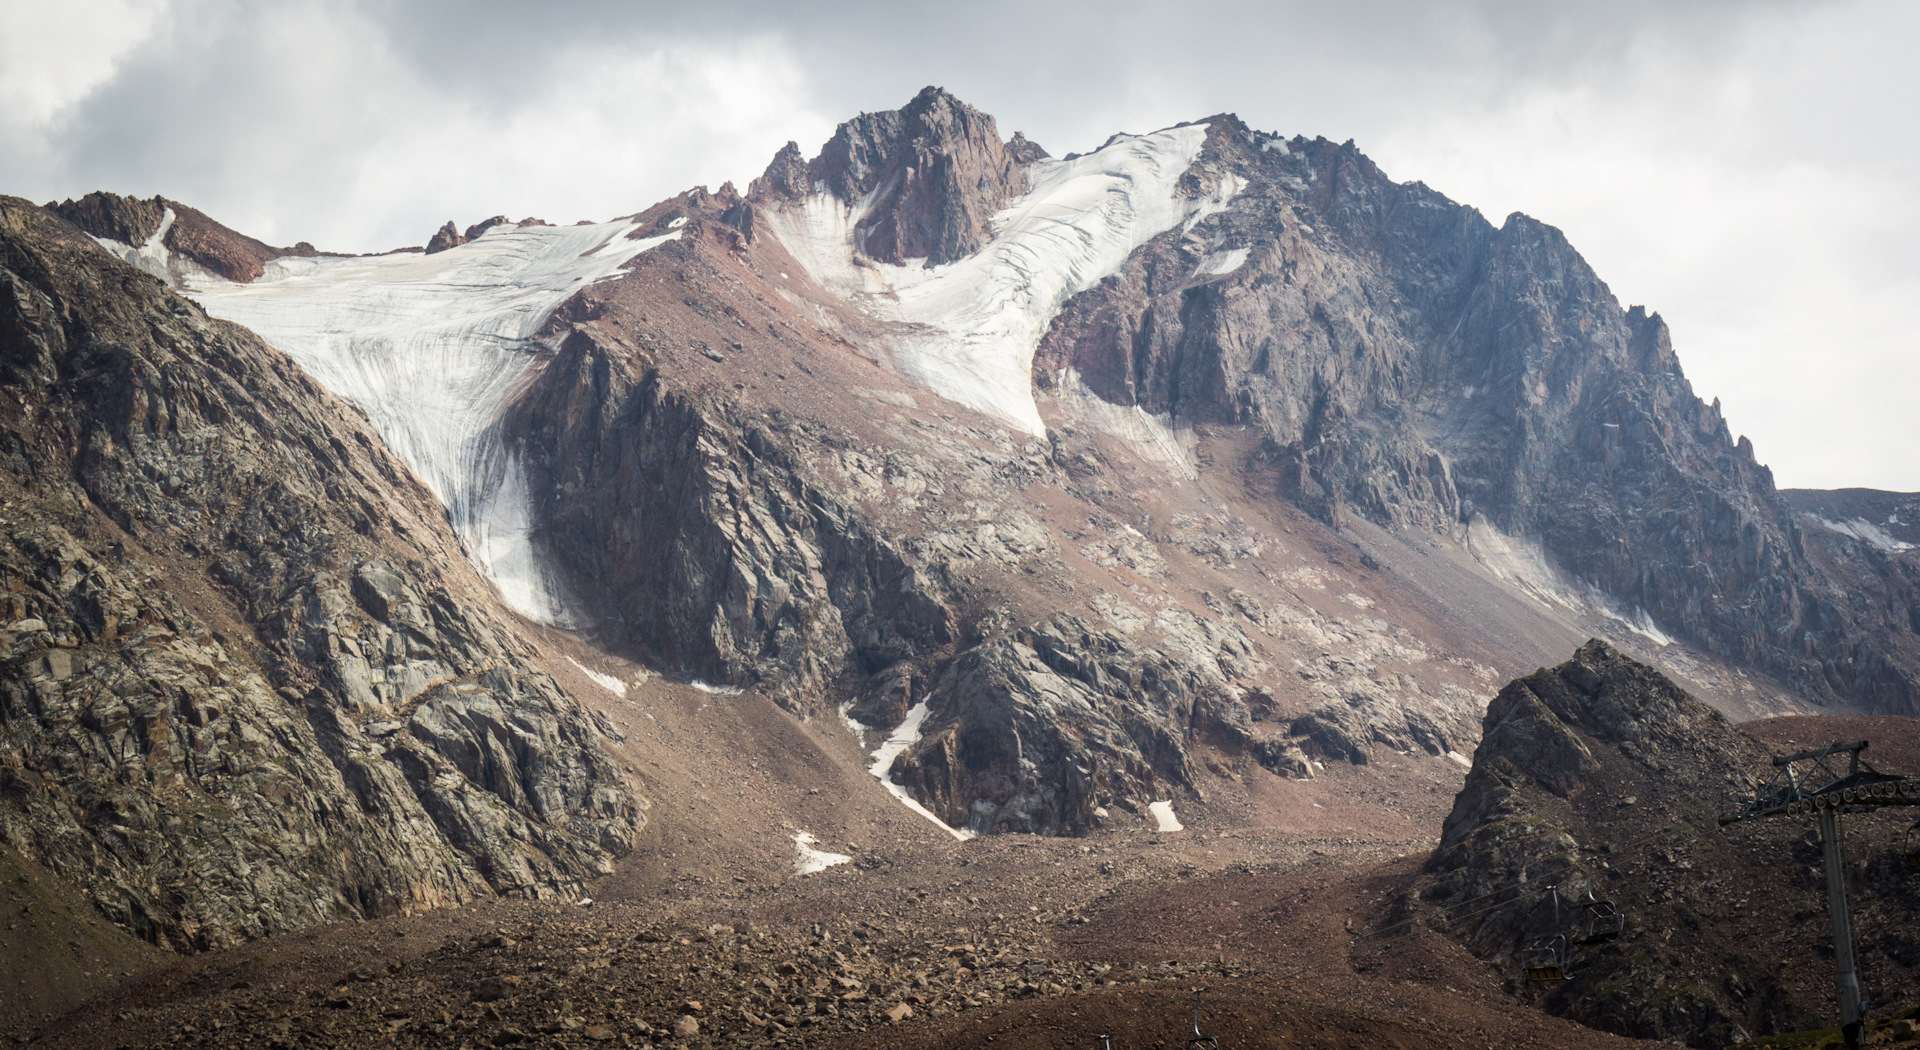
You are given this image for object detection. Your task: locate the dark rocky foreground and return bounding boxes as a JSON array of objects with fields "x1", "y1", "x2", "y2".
[
  {"x1": 1412, "y1": 640, "x2": 1920, "y2": 1047},
  {"x1": 0, "y1": 197, "x2": 641, "y2": 951}
]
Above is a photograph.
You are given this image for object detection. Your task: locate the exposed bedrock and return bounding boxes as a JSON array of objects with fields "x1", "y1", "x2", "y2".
[
  {"x1": 47, "y1": 190, "x2": 298, "y2": 283},
  {"x1": 890, "y1": 614, "x2": 1219, "y2": 837},
  {"x1": 749, "y1": 85, "x2": 1044, "y2": 266},
  {"x1": 1403, "y1": 640, "x2": 1915, "y2": 1047},
  {"x1": 508, "y1": 319, "x2": 955, "y2": 704},
  {"x1": 1033, "y1": 119, "x2": 1919, "y2": 712},
  {"x1": 0, "y1": 198, "x2": 640, "y2": 951}
]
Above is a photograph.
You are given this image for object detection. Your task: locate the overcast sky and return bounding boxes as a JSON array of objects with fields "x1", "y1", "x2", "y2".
[{"x1": 1, "y1": 0, "x2": 1914, "y2": 490}]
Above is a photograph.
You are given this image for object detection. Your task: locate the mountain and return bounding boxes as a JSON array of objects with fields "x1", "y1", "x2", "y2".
[{"x1": 5, "y1": 85, "x2": 1919, "y2": 1045}]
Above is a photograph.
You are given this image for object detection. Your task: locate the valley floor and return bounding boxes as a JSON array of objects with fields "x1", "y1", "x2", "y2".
[{"x1": 6, "y1": 637, "x2": 1679, "y2": 1050}]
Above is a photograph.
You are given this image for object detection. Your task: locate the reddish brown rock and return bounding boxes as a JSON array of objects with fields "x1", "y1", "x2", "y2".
[
  {"x1": 425, "y1": 221, "x2": 467, "y2": 254},
  {"x1": 463, "y1": 215, "x2": 512, "y2": 241}
]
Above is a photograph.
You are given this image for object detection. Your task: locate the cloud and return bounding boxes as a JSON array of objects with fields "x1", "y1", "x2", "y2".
[
  {"x1": 2, "y1": 0, "x2": 1914, "y2": 487},
  {"x1": 6, "y1": 0, "x2": 832, "y2": 251}
]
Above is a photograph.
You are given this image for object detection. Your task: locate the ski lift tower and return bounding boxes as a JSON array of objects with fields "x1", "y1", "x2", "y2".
[{"x1": 1719, "y1": 740, "x2": 1920, "y2": 1050}]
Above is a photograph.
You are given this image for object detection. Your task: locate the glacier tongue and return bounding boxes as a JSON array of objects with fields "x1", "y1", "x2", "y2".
[
  {"x1": 177, "y1": 219, "x2": 678, "y2": 625},
  {"x1": 767, "y1": 124, "x2": 1240, "y2": 436}
]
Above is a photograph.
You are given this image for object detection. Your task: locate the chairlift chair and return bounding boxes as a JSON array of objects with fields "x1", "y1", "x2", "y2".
[
  {"x1": 1576, "y1": 887, "x2": 1624, "y2": 945},
  {"x1": 1524, "y1": 933, "x2": 1572, "y2": 982}
]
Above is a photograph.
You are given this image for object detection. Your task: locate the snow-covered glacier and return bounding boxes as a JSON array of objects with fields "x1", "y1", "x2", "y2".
[
  {"x1": 766, "y1": 124, "x2": 1241, "y2": 436},
  {"x1": 99, "y1": 215, "x2": 678, "y2": 624}
]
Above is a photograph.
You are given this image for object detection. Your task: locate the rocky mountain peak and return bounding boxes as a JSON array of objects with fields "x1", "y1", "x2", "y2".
[
  {"x1": 45, "y1": 191, "x2": 164, "y2": 248},
  {"x1": 751, "y1": 85, "x2": 1042, "y2": 266},
  {"x1": 48, "y1": 192, "x2": 284, "y2": 282}
]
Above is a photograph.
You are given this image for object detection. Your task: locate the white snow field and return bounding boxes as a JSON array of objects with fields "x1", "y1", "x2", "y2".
[
  {"x1": 767, "y1": 124, "x2": 1242, "y2": 436},
  {"x1": 565, "y1": 656, "x2": 628, "y2": 698},
  {"x1": 1148, "y1": 800, "x2": 1184, "y2": 832},
  {"x1": 96, "y1": 212, "x2": 678, "y2": 623}
]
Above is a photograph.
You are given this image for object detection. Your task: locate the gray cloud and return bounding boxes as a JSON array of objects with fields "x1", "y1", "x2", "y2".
[{"x1": 1, "y1": 0, "x2": 1913, "y2": 489}]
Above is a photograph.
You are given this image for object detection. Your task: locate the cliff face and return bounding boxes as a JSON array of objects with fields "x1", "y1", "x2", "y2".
[
  {"x1": 0, "y1": 198, "x2": 641, "y2": 951},
  {"x1": 1034, "y1": 123, "x2": 1917, "y2": 713}
]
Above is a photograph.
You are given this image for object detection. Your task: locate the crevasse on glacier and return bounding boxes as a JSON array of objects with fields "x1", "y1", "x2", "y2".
[
  {"x1": 765, "y1": 124, "x2": 1241, "y2": 437},
  {"x1": 100, "y1": 215, "x2": 678, "y2": 625}
]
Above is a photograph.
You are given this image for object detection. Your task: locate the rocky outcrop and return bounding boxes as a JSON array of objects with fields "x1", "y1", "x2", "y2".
[
  {"x1": 1033, "y1": 121, "x2": 1919, "y2": 713},
  {"x1": 463, "y1": 215, "x2": 513, "y2": 241},
  {"x1": 507, "y1": 318, "x2": 954, "y2": 704},
  {"x1": 49, "y1": 192, "x2": 286, "y2": 282},
  {"x1": 0, "y1": 197, "x2": 640, "y2": 950},
  {"x1": 894, "y1": 615, "x2": 1227, "y2": 836},
  {"x1": 425, "y1": 221, "x2": 467, "y2": 254},
  {"x1": 749, "y1": 85, "x2": 1042, "y2": 266},
  {"x1": 1412, "y1": 641, "x2": 1920, "y2": 1047}
]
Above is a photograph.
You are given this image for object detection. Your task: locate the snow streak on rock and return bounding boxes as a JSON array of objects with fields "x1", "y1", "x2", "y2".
[
  {"x1": 1815, "y1": 516, "x2": 1917, "y2": 553},
  {"x1": 768, "y1": 124, "x2": 1240, "y2": 436},
  {"x1": 868, "y1": 701, "x2": 974, "y2": 841},
  {"x1": 140, "y1": 218, "x2": 677, "y2": 624}
]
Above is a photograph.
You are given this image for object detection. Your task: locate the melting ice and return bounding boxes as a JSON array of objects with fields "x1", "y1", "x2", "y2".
[{"x1": 104, "y1": 214, "x2": 678, "y2": 624}]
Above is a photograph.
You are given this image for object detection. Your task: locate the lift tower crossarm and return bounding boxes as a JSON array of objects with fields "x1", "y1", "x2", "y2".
[{"x1": 1719, "y1": 740, "x2": 1920, "y2": 1050}]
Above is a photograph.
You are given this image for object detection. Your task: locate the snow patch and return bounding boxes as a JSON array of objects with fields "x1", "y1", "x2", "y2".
[
  {"x1": 791, "y1": 832, "x2": 851, "y2": 875},
  {"x1": 1148, "y1": 800, "x2": 1184, "y2": 832},
  {"x1": 767, "y1": 124, "x2": 1242, "y2": 436},
  {"x1": 688, "y1": 679, "x2": 744, "y2": 695},
  {"x1": 93, "y1": 208, "x2": 229, "y2": 290},
  {"x1": 1191, "y1": 247, "x2": 1249, "y2": 278},
  {"x1": 867, "y1": 701, "x2": 974, "y2": 840},
  {"x1": 1446, "y1": 750, "x2": 1473, "y2": 769},
  {"x1": 172, "y1": 219, "x2": 678, "y2": 625},
  {"x1": 1816, "y1": 517, "x2": 1915, "y2": 553},
  {"x1": 837, "y1": 701, "x2": 867, "y2": 738},
  {"x1": 1052, "y1": 369, "x2": 1198, "y2": 479},
  {"x1": 1465, "y1": 516, "x2": 1672, "y2": 646},
  {"x1": 565, "y1": 656, "x2": 626, "y2": 697}
]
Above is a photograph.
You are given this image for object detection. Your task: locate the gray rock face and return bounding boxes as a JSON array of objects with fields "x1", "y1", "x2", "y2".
[
  {"x1": 893, "y1": 615, "x2": 1225, "y2": 836},
  {"x1": 1034, "y1": 121, "x2": 1918, "y2": 713},
  {"x1": 0, "y1": 198, "x2": 640, "y2": 950},
  {"x1": 749, "y1": 85, "x2": 1042, "y2": 266},
  {"x1": 507, "y1": 322, "x2": 954, "y2": 705}
]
